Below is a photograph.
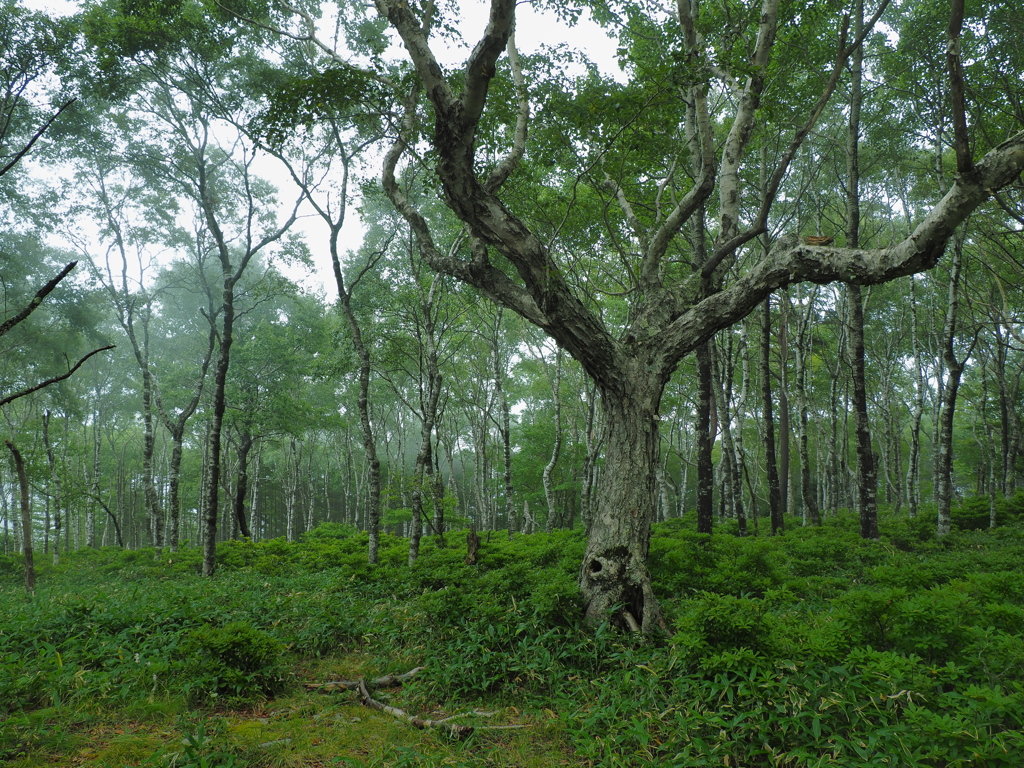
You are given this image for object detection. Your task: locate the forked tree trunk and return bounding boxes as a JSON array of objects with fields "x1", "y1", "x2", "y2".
[
  {"x1": 579, "y1": 371, "x2": 666, "y2": 633},
  {"x1": 373, "y1": 0, "x2": 1024, "y2": 638}
]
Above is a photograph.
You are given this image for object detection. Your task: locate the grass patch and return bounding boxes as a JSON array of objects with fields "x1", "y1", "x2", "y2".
[{"x1": 3, "y1": 510, "x2": 1024, "y2": 765}]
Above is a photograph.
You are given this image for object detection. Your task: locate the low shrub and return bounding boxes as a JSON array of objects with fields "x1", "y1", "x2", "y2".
[{"x1": 178, "y1": 621, "x2": 286, "y2": 704}]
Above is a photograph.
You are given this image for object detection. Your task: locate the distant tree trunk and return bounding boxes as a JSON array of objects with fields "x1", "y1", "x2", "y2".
[
  {"x1": 42, "y1": 410, "x2": 62, "y2": 565},
  {"x1": 197, "y1": 421, "x2": 211, "y2": 549},
  {"x1": 89, "y1": 191, "x2": 163, "y2": 549},
  {"x1": 431, "y1": 433, "x2": 447, "y2": 546},
  {"x1": 778, "y1": 291, "x2": 791, "y2": 516},
  {"x1": 409, "y1": 275, "x2": 443, "y2": 565},
  {"x1": 713, "y1": 347, "x2": 744, "y2": 532},
  {"x1": 937, "y1": 235, "x2": 974, "y2": 536},
  {"x1": 760, "y1": 298, "x2": 784, "y2": 534},
  {"x1": 543, "y1": 348, "x2": 563, "y2": 532},
  {"x1": 6, "y1": 440, "x2": 34, "y2": 593},
  {"x1": 825, "y1": 341, "x2": 843, "y2": 516},
  {"x1": 166, "y1": 426, "x2": 187, "y2": 552},
  {"x1": 285, "y1": 437, "x2": 298, "y2": 542},
  {"x1": 233, "y1": 430, "x2": 254, "y2": 539},
  {"x1": 203, "y1": 288, "x2": 234, "y2": 574},
  {"x1": 160, "y1": 325, "x2": 215, "y2": 553},
  {"x1": 580, "y1": 382, "x2": 603, "y2": 534},
  {"x1": 492, "y1": 310, "x2": 516, "y2": 539},
  {"x1": 335, "y1": 254, "x2": 383, "y2": 564},
  {"x1": 990, "y1": 322, "x2": 1017, "y2": 495},
  {"x1": 89, "y1": 392, "x2": 100, "y2": 548},
  {"x1": 794, "y1": 289, "x2": 820, "y2": 526},
  {"x1": 732, "y1": 324, "x2": 751, "y2": 536},
  {"x1": 249, "y1": 443, "x2": 264, "y2": 541},
  {"x1": 695, "y1": 341, "x2": 715, "y2": 534}
]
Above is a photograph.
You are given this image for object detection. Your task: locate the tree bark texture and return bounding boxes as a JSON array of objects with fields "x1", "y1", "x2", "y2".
[{"x1": 579, "y1": 366, "x2": 667, "y2": 633}]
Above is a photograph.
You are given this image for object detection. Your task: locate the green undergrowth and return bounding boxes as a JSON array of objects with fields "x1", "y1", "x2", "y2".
[{"x1": 2, "y1": 507, "x2": 1024, "y2": 766}]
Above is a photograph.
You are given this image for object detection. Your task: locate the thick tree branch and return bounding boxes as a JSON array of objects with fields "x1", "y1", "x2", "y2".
[
  {"x1": 373, "y1": 0, "x2": 455, "y2": 112},
  {"x1": 461, "y1": 0, "x2": 515, "y2": 129},
  {"x1": 660, "y1": 131, "x2": 1024, "y2": 361}
]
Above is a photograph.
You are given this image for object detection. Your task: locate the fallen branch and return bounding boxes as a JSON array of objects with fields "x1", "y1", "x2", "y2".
[
  {"x1": 357, "y1": 678, "x2": 474, "y2": 740},
  {"x1": 305, "y1": 666, "x2": 424, "y2": 692}
]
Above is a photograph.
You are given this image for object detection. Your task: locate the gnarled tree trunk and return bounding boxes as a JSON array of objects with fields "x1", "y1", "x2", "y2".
[{"x1": 579, "y1": 366, "x2": 667, "y2": 633}]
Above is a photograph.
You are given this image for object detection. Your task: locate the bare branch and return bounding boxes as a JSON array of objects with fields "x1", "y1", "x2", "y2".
[
  {"x1": 0, "y1": 345, "x2": 116, "y2": 409},
  {"x1": 0, "y1": 98, "x2": 76, "y2": 179},
  {"x1": 0, "y1": 261, "x2": 77, "y2": 338}
]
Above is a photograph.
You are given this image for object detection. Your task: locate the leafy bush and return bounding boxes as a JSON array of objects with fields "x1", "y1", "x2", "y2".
[
  {"x1": 953, "y1": 495, "x2": 1001, "y2": 531},
  {"x1": 178, "y1": 621, "x2": 286, "y2": 704}
]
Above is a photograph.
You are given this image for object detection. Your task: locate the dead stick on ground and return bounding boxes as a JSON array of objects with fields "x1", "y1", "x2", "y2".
[
  {"x1": 357, "y1": 678, "x2": 474, "y2": 740},
  {"x1": 306, "y1": 667, "x2": 424, "y2": 692}
]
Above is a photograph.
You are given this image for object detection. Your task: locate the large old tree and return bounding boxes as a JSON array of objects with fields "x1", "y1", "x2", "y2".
[{"x1": 365, "y1": 0, "x2": 1024, "y2": 633}]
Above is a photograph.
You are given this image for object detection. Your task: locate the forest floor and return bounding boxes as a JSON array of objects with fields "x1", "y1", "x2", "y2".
[{"x1": 3, "y1": 499, "x2": 1024, "y2": 767}]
